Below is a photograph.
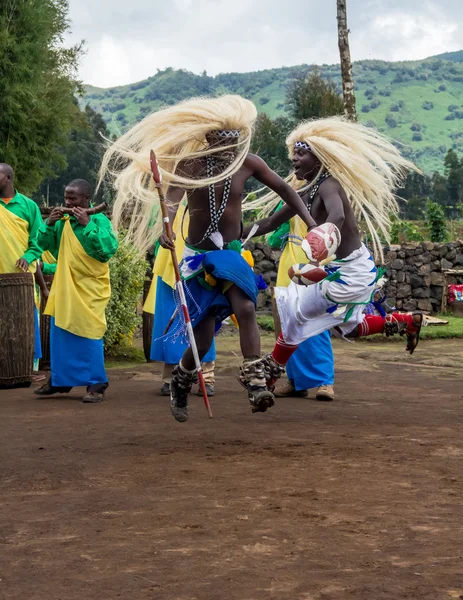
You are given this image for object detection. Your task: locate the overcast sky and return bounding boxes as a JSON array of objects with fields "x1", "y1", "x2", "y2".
[{"x1": 67, "y1": 0, "x2": 463, "y2": 88}]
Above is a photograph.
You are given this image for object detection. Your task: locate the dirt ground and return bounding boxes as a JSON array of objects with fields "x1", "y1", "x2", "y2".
[{"x1": 1, "y1": 335, "x2": 463, "y2": 600}]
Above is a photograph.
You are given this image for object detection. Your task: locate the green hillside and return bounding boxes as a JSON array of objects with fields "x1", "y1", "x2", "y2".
[{"x1": 82, "y1": 55, "x2": 463, "y2": 174}]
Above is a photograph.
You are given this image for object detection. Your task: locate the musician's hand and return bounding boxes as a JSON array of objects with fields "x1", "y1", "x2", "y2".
[
  {"x1": 159, "y1": 231, "x2": 176, "y2": 250},
  {"x1": 15, "y1": 258, "x2": 29, "y2": 272},
  {"x1": 47, "y1": 207, "x2": 64, "y2": 226},
  {"x1": 73, "y1": 206, "x2": 90, "y2": 226},
  {"x1": 41, "y1": 286, "x2": 50, "y2": 300}
]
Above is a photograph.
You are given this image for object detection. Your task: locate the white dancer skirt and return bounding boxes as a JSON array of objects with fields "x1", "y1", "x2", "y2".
[{"x1": 275, "y1": 244, "x2": 378, "y2": 345}]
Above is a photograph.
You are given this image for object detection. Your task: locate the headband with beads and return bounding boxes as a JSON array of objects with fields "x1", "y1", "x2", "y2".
[
  {"x1": 210, "y1": 130, "x2": 241, "y2": 138},
  {"x1": 294, "y1": 141, "x2": 312, "y2": 151}
]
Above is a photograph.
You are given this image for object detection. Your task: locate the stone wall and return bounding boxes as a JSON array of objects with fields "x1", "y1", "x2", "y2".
[
  {"x1": 249, "y1": 240, "x2": 463, "y2": 314},
  {"x1": 383, "y1": 241, "x2": 463, "y2": 313}
]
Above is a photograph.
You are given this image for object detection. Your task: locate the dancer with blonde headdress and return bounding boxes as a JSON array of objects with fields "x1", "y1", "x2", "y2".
[
  {"x1": 100, "y1": 95, "x2": 317, "y2": 422},
  {"x1": 242, "y1": 117, "x2": 424, "y2": 387}
]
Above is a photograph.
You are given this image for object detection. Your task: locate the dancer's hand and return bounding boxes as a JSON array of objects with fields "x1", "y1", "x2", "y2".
[{"x1": 159, "y1": 231, "x2": 176, "y2": 250}]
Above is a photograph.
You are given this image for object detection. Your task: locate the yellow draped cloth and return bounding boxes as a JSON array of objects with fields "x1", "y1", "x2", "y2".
[
  {"x1": 42, "y1": 250, "x2": 57, "y2": 266},
  {"x1": 143, "y1": 203, "x2": 189, "y2": 314},
  {"x1": 44, "y1": 219, "x2": 110, "y2": 339},
  {"x1": 276, "y1": 215, "x2": 308, "y2": 287},
  {"x1": 0, "y1": 204, "x2": 36, "y2": 274}
]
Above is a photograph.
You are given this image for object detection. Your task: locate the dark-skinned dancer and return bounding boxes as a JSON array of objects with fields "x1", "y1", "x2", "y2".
[
  {"x1": 243, "y1": 117, "x2": 424, "y2": 388},
  {"x1": 99, "y1": 95, "x2": 317, "y2": 422}
]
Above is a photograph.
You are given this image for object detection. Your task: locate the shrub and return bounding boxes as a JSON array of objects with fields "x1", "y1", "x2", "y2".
[
  {"x1": 390, "y1": 218, "x2": 424, "y2": 244},
  {"x1": 385, "y1": 113, "x2": 397, "y2": 128},
  {"x1": 425, "y1": 200, "x2": 448, "y2": 242},
  {"x1": 370, "y1": 98, "x2": 381, "y2": 109},
  {"x1": 378, "y1": 87, "x2": 391, "y2": 97},
  {"x1": 105, "y1": 232, "x2": 147, "y2": 352},
  {"x1": 412, "y1": 132, "x2": 423, "y2": 141},
  {"x1": 361, "y1": 104, "x2": 371, "y2": 113},
  {"x1": 422, "y1": 101, "x2": 434, "y2": 110},
  {"x1": 259, "y1": 96, "x2": 270, "y2": 105},
  {"x1": 448, "y1": 104, "x2": 458, "y2": 112}
]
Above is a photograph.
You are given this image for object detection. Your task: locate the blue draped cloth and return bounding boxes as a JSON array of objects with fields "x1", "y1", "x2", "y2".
[
  {"x1": 50, "y1": 318, "x2": 107, "y2": 387},
  {"x1": 185, "y1": 249, "x2": 258, "y2": 328},
  {"x1": 151, "y1": 278, "x2": 216, "y2": 363},
  {"x1": 33, "y1": 306, "x2": 42, "y2": 361},
  {"x1": 286, "y1": 331, "x2": 334, "y2": 391}
]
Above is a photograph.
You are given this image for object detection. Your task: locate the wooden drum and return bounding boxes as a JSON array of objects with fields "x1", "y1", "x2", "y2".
[
  {"x1": 39, "y1": 274, "x2": 54, "y2": 370},
  {"x1": 0, "y1": 272, "x2": 35, "y2": 389}
]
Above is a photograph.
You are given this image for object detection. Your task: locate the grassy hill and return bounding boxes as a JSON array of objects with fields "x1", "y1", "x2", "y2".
[{"x1": 82, "y1": 54, "x2": 463, "y2": 174}]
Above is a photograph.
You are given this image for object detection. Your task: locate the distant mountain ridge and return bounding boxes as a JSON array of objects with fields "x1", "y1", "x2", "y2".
[{"x1": 82, "y1": 51, "x2": 463, "y2": 173}]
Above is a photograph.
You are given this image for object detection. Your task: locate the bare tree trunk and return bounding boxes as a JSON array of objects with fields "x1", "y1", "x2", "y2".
[{"x1": 337, "y1": 0, "x2": 357, "y2": 121}]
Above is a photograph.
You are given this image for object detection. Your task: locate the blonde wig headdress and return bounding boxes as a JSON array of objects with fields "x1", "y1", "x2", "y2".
[
  {"x1": 99, "y1": 95, "x2": 257, "y2": 251},
  {"x1": 246, "y1": 116, "x2": 419, "y2": 260}
]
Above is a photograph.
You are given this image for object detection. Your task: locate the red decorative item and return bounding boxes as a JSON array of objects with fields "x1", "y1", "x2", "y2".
[
  {"x1": 301, "y1": 222, "x2": 341, "y2": 262},
  {"x1": 288, "y1": 262, "x2": 327, "y2": 286},
  {"x1": 448, "y1": 284, "x2": 463, "y2": 304}
]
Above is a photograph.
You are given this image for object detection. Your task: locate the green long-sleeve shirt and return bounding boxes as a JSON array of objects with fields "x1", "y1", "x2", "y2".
[
  {"x1": 0, "y1": 191, "x2": 44, "y2": 263},
  {"x1": 37, "y1": 213, "x2": 118, "y2": 263},
  {"x1": 42, "y1": 261, "x2": 57, "y2": 275}
]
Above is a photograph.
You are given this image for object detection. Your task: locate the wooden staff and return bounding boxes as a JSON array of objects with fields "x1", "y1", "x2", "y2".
[
  {"x1": 149, "y1": 150, "x2": 212, "y2": 419},
  {"x1": 55, "y1": 202, "x2": 109, "y2": 215}
]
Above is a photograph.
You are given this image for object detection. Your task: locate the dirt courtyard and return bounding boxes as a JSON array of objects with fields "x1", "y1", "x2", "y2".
[{"x1": 1, "y1": 335, "x2": 463, "y2": 600}]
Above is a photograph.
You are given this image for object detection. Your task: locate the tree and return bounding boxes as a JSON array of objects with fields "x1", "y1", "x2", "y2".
[
  {"x1": 251, "y1": 114, "x2": 293, "y2": 177},
  {"x1": 336, "y1": 0, "x2": 357, "y2": 121},
  {"x1": 33, "y1": 104, "x2": 110, "y2": 206},
  {"x1": 425, "y1": 200, "x2": 448, "y2": 242},
  {"x1": 0, "y1": 0, "x2": 83, "y2": 194},
  {"x1": 444, "y1": 149, "x2": 463, "y2": 217},
  {"x1": 285, "y1": 68, "x2": 344, "y2": 123}
]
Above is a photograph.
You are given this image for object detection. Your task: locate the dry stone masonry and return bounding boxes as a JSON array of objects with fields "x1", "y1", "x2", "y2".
[{"x1": 249, "y1": 240, "x2": 463, "y2": 314}]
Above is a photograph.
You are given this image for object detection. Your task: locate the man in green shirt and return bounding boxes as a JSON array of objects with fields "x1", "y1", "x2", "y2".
[
  {"x1": 34, "y1": 179, "x2": 118, "y2": 402},
  {"x1": 0, "y1": 163, "x2": 45, "y2": 378},
  {"x1": 0, "y1": 163, "x2": 44, "y2": 272}
]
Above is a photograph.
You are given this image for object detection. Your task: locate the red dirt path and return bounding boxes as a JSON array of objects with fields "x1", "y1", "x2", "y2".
[{"x1": 1, "y1": 337, "x2": 463, "y2": 600}]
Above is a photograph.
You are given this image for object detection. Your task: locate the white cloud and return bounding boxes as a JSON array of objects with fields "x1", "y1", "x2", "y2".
[{"x1": 66, "y1": 0, "x2": 463, "y2": 88}]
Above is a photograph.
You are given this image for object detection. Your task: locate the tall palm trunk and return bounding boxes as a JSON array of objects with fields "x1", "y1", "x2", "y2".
[{"x1": 337, "y1": 0, "x2": 357, "y2": 121}]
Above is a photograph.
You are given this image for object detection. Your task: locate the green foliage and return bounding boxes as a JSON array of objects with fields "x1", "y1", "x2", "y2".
[
  {"x1": 82, "y1": 54, "x2": 463, "y2": 174},
  {"x1": 389, "y1": 217, "x2": 424, "y2": 244},
  {"x1": 251, "y1": 113, "x2": 293, "y2": 178},
  {"x1": 33, "y1": 104, "x2": 110, "y2": 205},
  {"x1": 425, "y1": 200, "x2": 448, "y2": 242},
  {"x1": 0, "y1": 0, "x2": 83, "y2": 194},
  {"x1": 285, "y1": 68, "x2": 343, "y2": 122},
  {"x1": 104, "y1": 233, "x2": 147, "y2": 352}
]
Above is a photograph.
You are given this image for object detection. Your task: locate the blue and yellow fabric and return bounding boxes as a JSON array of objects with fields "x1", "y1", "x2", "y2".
[
  {"x1": 272, "y1": 210, "x2": 334, "y2": 391},
  {"x1": 0, "y1": 194, "x2": 43, "y2": 363},
  {"x1": 144, "y1": 202, "x2": 216, "y2": 364},
  {"x1": 37, "y1": 214, "x2": 117, "y2": 388}
]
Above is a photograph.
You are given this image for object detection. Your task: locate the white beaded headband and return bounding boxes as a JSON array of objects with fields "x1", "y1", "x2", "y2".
[
  {"x1": 294, "y1": 141, "x2": 312, "y2": 151},
  {"x1": 210, "y1": 130, "x2": 241, "y2": 138}
]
